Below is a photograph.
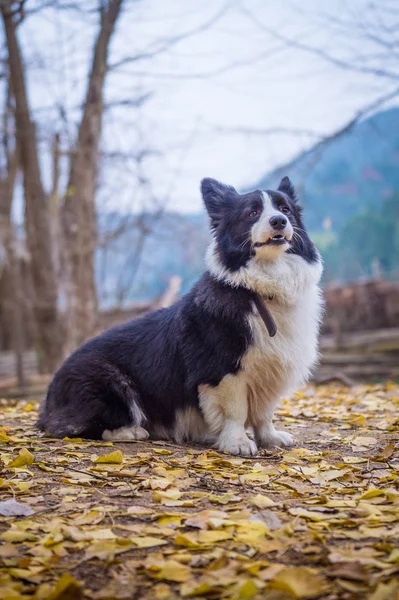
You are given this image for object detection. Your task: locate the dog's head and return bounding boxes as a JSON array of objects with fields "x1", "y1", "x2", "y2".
[{"x1": 201, "y1": 176, "x2": 318, "y2": 271}]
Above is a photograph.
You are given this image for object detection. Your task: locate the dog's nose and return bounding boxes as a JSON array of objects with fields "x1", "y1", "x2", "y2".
[{"x1": 269, "y1": 215, "x2": 287, "y2": 230}]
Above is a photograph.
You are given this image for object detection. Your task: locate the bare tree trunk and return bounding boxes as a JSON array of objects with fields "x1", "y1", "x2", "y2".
[
  {"x1": 1, "y1": 3, "x2": 61, "y2": 373},
  {"x1": 50, "y1": 133, "x2": 63, "y2": 287},
  {"x1": 61, "y1": 0, "x2": 123, "y2": 352},
  {"x1": 0, "y1": 90, "x2": 25, "y2": 391},
  {"x1": 5, "y1": 230, "x2": 27, "y2": 393}
]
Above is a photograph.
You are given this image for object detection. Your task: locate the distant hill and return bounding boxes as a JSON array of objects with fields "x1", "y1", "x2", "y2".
[{"x1": 253, "y1": 107, "x2": 399, "y2": 232}]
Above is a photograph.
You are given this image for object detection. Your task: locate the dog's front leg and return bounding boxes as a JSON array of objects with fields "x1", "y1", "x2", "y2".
[
  {"x1": 255, "y1": 399, "x2": 294, "y2": 449},
  {"x1": 199, "y1": 374, "x2": 257, "y2": 456}
]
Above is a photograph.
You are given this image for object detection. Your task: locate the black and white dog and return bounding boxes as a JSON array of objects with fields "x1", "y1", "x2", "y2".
[{"x1": 38, "y1": 177, "x2": 323, "y2": 456}]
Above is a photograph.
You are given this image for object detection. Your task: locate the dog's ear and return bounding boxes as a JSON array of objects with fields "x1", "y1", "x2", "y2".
[
  {"x1": 278, "y1": 176, "x2": 298, "y2": 203},
  {"x1": 201, "y1": 178, "x2": 236, "y2": 229}
]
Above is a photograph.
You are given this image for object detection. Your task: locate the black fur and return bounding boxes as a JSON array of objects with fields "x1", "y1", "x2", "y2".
[
  {"x1": 38, "y1": 274, "x2": 256, "y2": 439},
  {"x1": 201, "y1": 179, "x2": 262, "y2": 271},
  {"x1": 38, "y1": 176, "x2": 318, "y2": 441}
]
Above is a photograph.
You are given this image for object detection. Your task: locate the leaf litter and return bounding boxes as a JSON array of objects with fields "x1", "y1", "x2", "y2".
[{"x1": 0, "y1": 382, "x2": 398, "y2": 599}]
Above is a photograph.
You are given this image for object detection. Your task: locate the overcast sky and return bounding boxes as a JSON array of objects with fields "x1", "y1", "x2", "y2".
[{"x1": 15, "y1": 0, "x2": 396, "y2": 214}]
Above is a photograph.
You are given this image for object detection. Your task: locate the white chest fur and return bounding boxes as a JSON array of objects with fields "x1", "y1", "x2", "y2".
[
  {"x1": 243, "y1": 281, "x2": 322, "y2": 424},
  {"x1": 206, "y1": 244, "x2": 324, "y2": 426}
]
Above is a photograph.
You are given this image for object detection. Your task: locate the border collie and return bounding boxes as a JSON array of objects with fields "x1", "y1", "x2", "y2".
[{"x1": 38, "y1": 177, "x2": 323, "y2": 456}]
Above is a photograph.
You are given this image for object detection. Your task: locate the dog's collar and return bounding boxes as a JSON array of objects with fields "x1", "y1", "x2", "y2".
[{"x1": 253, "y1": 294, "x2": 277, "y2": 337}]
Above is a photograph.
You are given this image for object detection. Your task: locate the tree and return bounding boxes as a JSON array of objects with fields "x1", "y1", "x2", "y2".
[
  {"x1": 61, "y1": 0, "x2": 123, "y2": 352},
  {"x1": 1, "y1": 0, "x2": 125, "y2": 364},
  {"x1": 1, "y1": 1, "x2": 61, "y2": 373}
]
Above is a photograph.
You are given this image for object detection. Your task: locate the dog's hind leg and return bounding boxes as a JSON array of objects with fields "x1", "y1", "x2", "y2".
[
  {"x1": 40, "y1": 362, "x2": 149, "y2": 440},
  {"x1": 100, "y1": 370, "x2": 149, "y2": 441}
]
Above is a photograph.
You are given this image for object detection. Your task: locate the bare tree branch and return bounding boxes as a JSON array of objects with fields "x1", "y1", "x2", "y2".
[
  {"x1": 206, "y1": 124, "x2": 322, "y2": 139},
  {"x1": 108, "y1": 3, "x2": 231, "y2": 71},
  {"x1": 241, "y1": 5, "x2": 399, "y2": 82}
]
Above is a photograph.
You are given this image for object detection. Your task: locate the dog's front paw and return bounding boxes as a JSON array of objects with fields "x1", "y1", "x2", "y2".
[
  {"x1": 217, "y1": 433, "x2": 258, "y2": 457},
  {"x1": 259, "y1": 429, "x2": 294, "y2": 449}
]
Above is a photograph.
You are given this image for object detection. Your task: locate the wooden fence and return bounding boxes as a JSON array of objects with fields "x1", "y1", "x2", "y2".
[{"x1": 317, "y1": 327, "x2": 399, "y2": 382}]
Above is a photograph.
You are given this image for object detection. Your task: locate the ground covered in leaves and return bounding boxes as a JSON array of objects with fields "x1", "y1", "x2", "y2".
[{"x1": 1, "y1": 383, "x2": 399, "y2": 600}]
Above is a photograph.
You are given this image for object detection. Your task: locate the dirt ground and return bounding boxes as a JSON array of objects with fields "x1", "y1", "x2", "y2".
[{"x1": 0, "y1": 383, "x2": 398, "y2": 599}]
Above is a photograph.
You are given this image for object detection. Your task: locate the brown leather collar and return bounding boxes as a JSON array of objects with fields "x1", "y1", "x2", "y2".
[{"x1": 253, "y1": 294, "x2": 277, "y2": 337}]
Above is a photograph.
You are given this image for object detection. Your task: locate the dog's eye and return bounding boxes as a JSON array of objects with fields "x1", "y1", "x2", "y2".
[
  {"x1": 248, "y1": 209, "x2": 260, "y2": 219},
  {"x1": 280, "y1": 205, "x2": 290, "y2": 215}
]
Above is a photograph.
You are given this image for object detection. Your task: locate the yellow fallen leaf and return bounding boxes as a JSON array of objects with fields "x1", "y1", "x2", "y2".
[
  {"x1": 175, "y1": 532, "x2": 202, "y2": 549},
  {"x1": 155, "y1": 560, "x2": 192, "y2": 582},
  {"x1": 9, "y1": 447, "x2": 34, "y2": 467},
  {"x1": 240, "y1": 473, "x2": 270, "y2": 484},
  {"x1": 358, "y1": 488, "x2": 385, "y2": 500},
  {"x1": 209, "y1": 493, "x2": 242, "y2": 505},
  {"x1": 127, "y1": 505, "x2": 154, "y2": 516},
  {"x1": 153, "y1": 489, "x2": 182, "y2": 504},
  {"x1": 351, "y1": 436, "x2": 377, "y2": 448},
  {"x1": 184, "y1": 510, "x2": 227, "y2": 529},
  {"x1": 236, "y1": 521, "x2": 270, "y2": 546},
  {"x1": 145, "y1": 477, "x2": 172, "y2": 490},
  {"x1": 368, "y1": 580, "x2": 399, "y2": 600},
  {"x1": 310, "y1": 468, "x2": 349, "y2": 484},
  {"x1": 238, "y1": 579, "x2": 258, "y2": 599},
  {"x1": 94, "y1": 450, "x2": 123, "y2": 464},
  {"x1": 47, "y1": 573, "x2": 83, "y2": 600},
  {"x1": 85, "y1": 539, "x2": 132, "y2": 561},
  {"x1": 156, "y1": 514, "x2": 182, "y2": 527},
  {"x1": 349, "y1": 414, "x2": 366, "y2": 427},
  {"x1": 14, "y1": 481, "x2": 33, "y2": 492},
  {"x1": 289, "y1": 508, "x2": 334, "y2": 521},
  {"x1": 342, "y1": 456, "x2": 368, "y2": 464},
  {"x1": 270, "y1": 566, "x2": 328, "y2": 598},
  {"x1": 8, "y1": 567, "x2": 45, "y2": 582},
  {"x1": 208, "y1": 516, "x2": 235, "y2": 529},
  {"x1": 380, "y1": 440, "x2": 396, "y2": 460},
  {"x1": 198, "y1": 530, "x2": 232, "y2": 544},
  {"x1": 388, "y1": 549, "x2": 399, "y2": 563},
  {"x1": 181, "y1": 582, "x2": 218, "y2": 597},
  {"x1": 0, "y1": 529, "x2": 38, "y2": 543},
  {"x1": 131, "y1": 536, "x2": 168, "y2": 548},
  {"x1": 90, "y1": 529, "x2": 117, "y2": 541},
  {"x1": 36, "y1": 583, "x2": 54, "y2": 600},
  {"x1": 249, "y1": 494, "x2": 276, "y2": 509},
  {"x1": 74, "y1": 510, "x2": 104, "y2": 526}
]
